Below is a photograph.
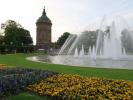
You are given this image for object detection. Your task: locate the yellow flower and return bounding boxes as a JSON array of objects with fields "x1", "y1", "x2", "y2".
[
  {"x1": 27, "y1": 73, "x2": 133, "y2": 99},
  {"x1": 0, "y1": 64, "x2": 7, "y2": 69}
]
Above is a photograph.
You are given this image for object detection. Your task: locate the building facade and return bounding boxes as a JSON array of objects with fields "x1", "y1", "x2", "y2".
[{"x1": 36, "y1": 7, "x2": 52, "y2": 50}]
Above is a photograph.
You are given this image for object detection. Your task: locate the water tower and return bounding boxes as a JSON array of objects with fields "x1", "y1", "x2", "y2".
[{"x1": 36, "y1": 7, "x2": 52, "y2": 50}]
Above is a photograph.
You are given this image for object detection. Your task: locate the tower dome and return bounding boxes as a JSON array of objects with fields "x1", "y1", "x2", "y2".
[{"x1": 36, "y1": 8, "x2": 52, "y2": 24}]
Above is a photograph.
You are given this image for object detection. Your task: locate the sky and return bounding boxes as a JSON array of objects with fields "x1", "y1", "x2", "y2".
[{"x1": 0, "y1": 0, "x2": 133, "y2": 44}]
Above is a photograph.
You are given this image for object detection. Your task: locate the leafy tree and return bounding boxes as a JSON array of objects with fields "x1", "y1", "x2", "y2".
[
  {"x1": 57, "y1": 32, "x2": 71, "y2": 47},
  {"x1": 2, "y1": 20, "x2": 33, "y2": 46},
  {"x1": 1, "y1": 20, "x2": 22, "y2": 30},
  {"x1": 0, "y1": 35, "x2": 4, "y2": 45},
  {"x1": 0, "y1": 20, "x2": 33, "y2": 53},
  {"x1": 0, "y1": 28, "x2": 4, "y2": 44}
]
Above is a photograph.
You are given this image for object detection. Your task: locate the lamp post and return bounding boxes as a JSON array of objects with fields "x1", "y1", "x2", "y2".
[
  {"x1": 10, "y1": 42, "x2": 13, "y2": 53},
  {"x1": 21, "y1": 42, "x2": 25, "y2": 53},
  {"x1": 10, "y1": 42, "x2": 13, "y2": 45},
  {"x1": 2, "y1": 42, "x2": 5, "y2": 54}
]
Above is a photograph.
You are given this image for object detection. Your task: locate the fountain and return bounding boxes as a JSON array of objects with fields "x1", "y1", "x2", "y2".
[
  {"x1": 59, "y1": 16, "x2": 133, "y2": 59},
  {"x1": 28, "y1": 16, "x2": 133, "y2": 69}
]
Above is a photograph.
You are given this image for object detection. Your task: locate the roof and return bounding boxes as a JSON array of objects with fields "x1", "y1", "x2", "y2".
[{"x1": 36, "y1": 8, "x2": 52, "y2": 24}]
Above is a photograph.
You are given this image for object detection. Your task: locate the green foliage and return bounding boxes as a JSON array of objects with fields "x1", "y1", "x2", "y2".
[
  {"x1": 1, "y1": 20, "x2": 22, "y2": 32},
  {"x1": 57, "y1": 32, "x2": 71, "y2": 47},
  {"x1": 0, "y1": 20, "x2": 33, "y2": 53},
  {"x1": 0, "y1": 35, "x2": 4, "y2": 45},
  {"x1": 3, "y1": 20, "x2": 33, "y2": 46},
  {"x1": 0, "y1": 45, "x2": 34, "y2": 54}
]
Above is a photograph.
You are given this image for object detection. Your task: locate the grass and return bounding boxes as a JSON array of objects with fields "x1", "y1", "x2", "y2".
[
  {"x1": 7, "y1": 92, "x2": 49, "y2": 100},
  {"x1": 0, "y1": 53, "x2": 133, "y2": 100},
  {"x1": 0, "y1": 53, "x2": 133, "y2": 81},
  {"x1": 7, "y1": 93, "x2": 52, "y2": 100}
]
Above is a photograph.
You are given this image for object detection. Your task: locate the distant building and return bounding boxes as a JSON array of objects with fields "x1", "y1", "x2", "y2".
[{"x1": 36, "y1": 7, "x2": 52, "y2": 51}]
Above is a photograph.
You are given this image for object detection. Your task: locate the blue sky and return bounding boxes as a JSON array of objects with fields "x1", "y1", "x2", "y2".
[{"x1": 0, "y1": 0, "x2": 133, "y2": 44}]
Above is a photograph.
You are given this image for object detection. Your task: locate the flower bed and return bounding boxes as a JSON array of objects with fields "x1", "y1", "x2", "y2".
[
  {"x1": 0, "y1": 68, "x2": 35, "y2": 76},
  {"x1": 0, "y1": 64, "x2": 7, "y2": 69},
  {"x1": 0, "y1": 68, "x2": 58, "y2": 97},
  {"x1": 28, "y1": 74, "x2": 133, "y2": 100}
]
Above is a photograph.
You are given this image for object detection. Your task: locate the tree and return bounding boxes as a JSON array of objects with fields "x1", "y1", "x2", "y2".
[
  {"x1": 0, "y1": 20, "x2": 33, "y2": 53},
  {"x1": 0, "y1": 35, "x2": 4, "y2": 45},
  {"x1": 57, "y1": 32, "x2": 71, "y2": 47},
  {"x1": 1, "y1": 20, "x2": 22, "y2": 30},
  {"x1": 2, "y1": 20, "x2": 33, "y2": 45}
]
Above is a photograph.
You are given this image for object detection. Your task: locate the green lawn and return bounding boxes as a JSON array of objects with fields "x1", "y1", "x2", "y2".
[
  {"x1": 0, "y1": 53, "x2": 133, "y2": 81},
  {"x1": 0, "y1": 53, "x2": 133, "y2": 100},
  {"x1": 7, "y1": 93, "x2": 45, "y2": 100}
]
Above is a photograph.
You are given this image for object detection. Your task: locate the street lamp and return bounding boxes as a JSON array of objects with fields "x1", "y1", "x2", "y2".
[
  {"x1": 21, "y1": 42, "x2": 23, "y2": 46},
  {"x1": 10, "y1": 42, "x2": 13, "y2": 45},
  {"x1": 10, "y1": 42, "x2": 13, "y2": 53}
]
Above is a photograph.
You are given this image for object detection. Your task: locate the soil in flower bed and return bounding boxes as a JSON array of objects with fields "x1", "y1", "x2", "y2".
[
  {"x1": 0, "y1": 68, "x2": 58, "y2": 98},
  {"x1": 28, "y1": 74, "x2": 133, "y2": 100}
]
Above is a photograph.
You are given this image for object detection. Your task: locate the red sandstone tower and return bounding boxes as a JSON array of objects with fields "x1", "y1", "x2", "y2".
[{"x1": 36, "y1": 7, "x2": 52, "y2": 50}]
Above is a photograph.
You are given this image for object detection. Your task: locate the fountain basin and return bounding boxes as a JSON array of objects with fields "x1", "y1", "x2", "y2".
[{"x1": 27, "y1": 55, "x2": 133, "y2": 70}]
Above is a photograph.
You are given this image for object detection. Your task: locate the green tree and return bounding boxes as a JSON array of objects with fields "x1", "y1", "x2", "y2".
[
  {"x1": 0, "y1": 28, "x2": 4, "y2": 44},
  {"x1": 0, "y1": 35, "x2": 4, "y2": 45},
  {"x1": 57, "y1": 32, "x2": 71, "y2": 47},
  {"x1": 2, "y1": 20, "x2": 33, "y2": 45},
  {"x1": 0, "y1": 20, "x2": 33, "y2": 53}
]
